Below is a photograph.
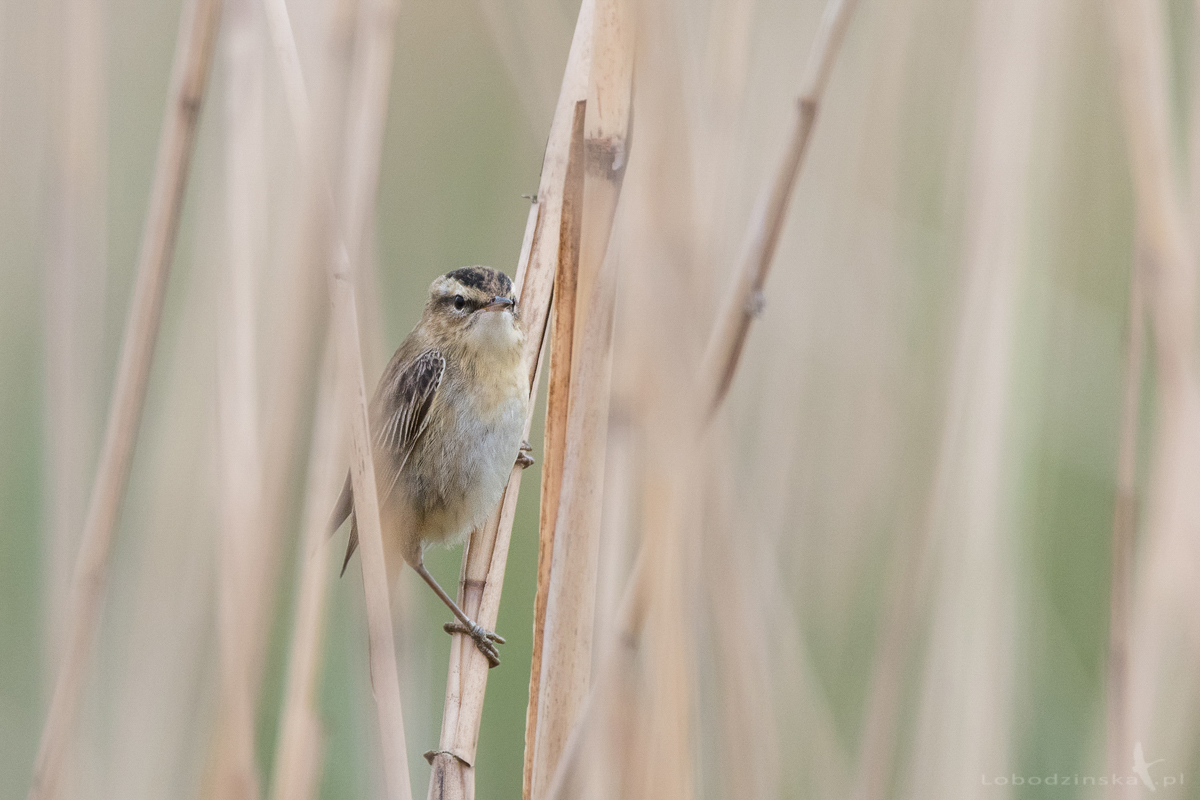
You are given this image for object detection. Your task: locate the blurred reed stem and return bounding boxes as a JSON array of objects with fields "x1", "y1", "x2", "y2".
[
  {"x1": 607, "y1": 0, "x2": 860, "y2": 659},
  {"x1": 327, "y1": 252, "x2": 411, "y2": 800},
  {"x1": 1107, "y1": 0, "x2": 1200, "y2": 777},
  {"x1": 701, "y1": 0, "x2": 860, "y2": 410},
  {"x1": 908, "y1": 0, "x2": 1048, "y2": 792},
  {"x1": 1108, "y1": 0, "x2": 1199, "y2": 373},
  {"x1": 28, "y1": 0, "x2": 225, "y2": 796},
  {"x1": 210, "y1": 0, "x2": 268, "y2": 795},
  {"x1": 269, "y1": 341, "x2": 340, "y2": 800},
  {"x1": 1105, "y1": 229, "x2": 1145, "y2": 800},
  {"x1": 323, "y1": 0, "x2": 413, "y2": 796}
]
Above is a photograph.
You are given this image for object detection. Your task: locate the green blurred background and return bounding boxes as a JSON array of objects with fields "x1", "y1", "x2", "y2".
[{"x1": 4, "y1": 0, "x2": 1200, "y2": 798}]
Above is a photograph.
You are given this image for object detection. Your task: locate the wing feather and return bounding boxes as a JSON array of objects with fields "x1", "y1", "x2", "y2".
[
  {"x1": 373, "y1": 348, "x2": 444, "y2": 501},
  {"x1": 337, "y1": 348, "x2": 444, "y2": 573}
]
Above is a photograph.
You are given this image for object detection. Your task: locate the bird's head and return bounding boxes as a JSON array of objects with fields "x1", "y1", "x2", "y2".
[{"x1": 422, "y1": 266, "x2": 523, "y2": 357}]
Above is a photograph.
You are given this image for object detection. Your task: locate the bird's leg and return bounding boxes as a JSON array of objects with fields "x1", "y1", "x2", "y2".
[
  {"x1": 412, "y1": 562, "x2": 505, "y2": 668},
  {"x1": 516, "y1": 439, "x2": 535, "y2": 469}
]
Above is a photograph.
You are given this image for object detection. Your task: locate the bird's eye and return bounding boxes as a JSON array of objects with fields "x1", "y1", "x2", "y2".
[{"x1": 454, "y1": 295, "x2": 466, "y2": 310}]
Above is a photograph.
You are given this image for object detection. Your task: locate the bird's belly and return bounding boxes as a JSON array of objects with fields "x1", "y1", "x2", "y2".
[{"x1": 404, "y1": 391, "x2": 525, "y2": 549}]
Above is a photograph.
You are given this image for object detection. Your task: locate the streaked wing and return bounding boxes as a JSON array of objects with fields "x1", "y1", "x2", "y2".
[{"x1": 373, "y1": 348, "x2": 445, "y2": 499}]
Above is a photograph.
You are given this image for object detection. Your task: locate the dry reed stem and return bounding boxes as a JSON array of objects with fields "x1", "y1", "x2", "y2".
[
  {"x1": 211, "y1": 0, "x2": 268, "y2": 796},
  {"x1": 212, "y1": 0, "x2": 267, "y2": 794},
  {"x1": 1108, "y1": 0, "x2": 1198, "y2": 367},
  {"x1": 701, "y1": 428, "x2": 778, "y2": 800},
  {"x1": 907, "y1": 0, "x2": 1047, "y2": 794},
  {"x1": 428, "y1": 360, "x2": 544, "y2": 799},
  {"x1": 219, "y1": 0, "x2": 336, "y2": 751},
  {"x1": 260, "y1": 0, "x2": 310, "y2": 155},
  {"x1": 444, "y1": 206, "x2": 542, "y2": 759},
  {"x1": 329, "y1": 249, "x2": 412, "y2": 800},
  {"x1": 258, "y1": 1, "x2": 413, "y2": 795},
  {"x1": 539, "y1": 547, "x2": 648, "y2": 800},
  {"x1": 527, "y1": 0, "x2": 632, "y2": 796},
  {"x1": 533, "y1": 3, "x2": 707, "y2": 794},
  {"x1": 1104, "y1": 231, "x2": 1145, "y2": 800},
  {"x1": 548, "y1": 3, "x2": 862, "y2": 785},
  {"x1": 250, "y1": 0, "x2": 338, "y2": 733},
  {"x1": 586, "y1": 0, "x2": 862, "y2": 697},
  {"x1": 104, "y1": 226, "x2": 224, "y2": 798},
  {"x1": 700, "y1": 0, "x2": 859, "y2": 410},
  {"x1": 326, "y1": 0, "x2": 412, "y2": 796},
  {"x1": 525, "y1": 0, "x2": 864, "y2": 791},
  {"x1": 427, "y1": 262, "x2": 549, "y2": 800},
  {"x1": 429, "y1": 207, "x2": 542, "y2": 786},
  {"x1": 605, "y1": 10, "x2": 709, "y2": 790},
  {"x1": 340, "y1": 0, "x2": 400, "y2": 259},
  {"x1": 426, "y1": 6, "x2": 597, "y2": 799},
  {"x1": 28, "y1": 1, "x2": 224, "y2": 796},
  {"x1": 524, "y1": 103, "x2": 584, "y2": 800},
  {"x1": 1106, "y1": 0, "x2": 1200, "y2": 775},
  {"x1": 842, "y1": 9, "x2": 936, "y2": 786},
  {"x1": 269, "y1": 342, "x2": 340, "y2": 800}
]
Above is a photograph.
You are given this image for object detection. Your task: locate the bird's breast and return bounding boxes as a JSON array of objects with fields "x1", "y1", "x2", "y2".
[{"x1": 402, "y1": 370, "x2": 527, "y2": 548}]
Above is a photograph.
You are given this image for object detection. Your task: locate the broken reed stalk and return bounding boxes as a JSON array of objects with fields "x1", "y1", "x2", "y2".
[
  {"x1": 525, "y1": 0, "x2": 632, "y2": 797},
  {"x1": 700, "y1": 0, "x2": 859, "y2": 410},
  {"x1": 27, "y1": 1, "x2": 224, "y2": 797},
  {"x1": 269, "y1": 343, "x2": 340, "y2": 800},
  {"x1": 1105, "y1": 233, "x2": 1145, "y2": 800},
  {"x1": 425, "y1": 6, "x2": 599, "y2": 800},
  {"x1": 524, "y1": 103, "x2": 583, "y2": 800}
]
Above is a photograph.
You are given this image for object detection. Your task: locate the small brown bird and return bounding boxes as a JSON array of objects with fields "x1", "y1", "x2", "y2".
[{"x1": 330, "y1": 266, "x2": 532, "y2": 667}]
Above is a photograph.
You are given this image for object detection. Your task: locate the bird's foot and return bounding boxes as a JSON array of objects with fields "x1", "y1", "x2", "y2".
[
  {"x1": 444, "y1": 620, "x2": 505, "y2": 668},
  {"x1": 516, "y1": 439, "x2": 535, "y2": 470}
]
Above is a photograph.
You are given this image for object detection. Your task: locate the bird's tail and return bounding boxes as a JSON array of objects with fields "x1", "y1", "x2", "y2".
[{"x1": 328, "y1": 470, "x2": 359, "y2": 576}]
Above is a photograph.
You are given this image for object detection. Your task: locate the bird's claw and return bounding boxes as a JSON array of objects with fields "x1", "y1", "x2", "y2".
[
  {"x1": 444, "y1": 620, "x2": 505, "y2": 667},
  {"x1": 516, "y1": 439, "x2": 535, "y2": 470}
]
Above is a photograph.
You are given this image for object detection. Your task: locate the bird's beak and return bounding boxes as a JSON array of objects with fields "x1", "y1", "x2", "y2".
[{"x1": 481, "y1": 296, "x2": 515, "y2": 312}]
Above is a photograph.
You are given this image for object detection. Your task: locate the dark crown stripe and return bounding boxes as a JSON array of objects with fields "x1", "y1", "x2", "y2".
[{"x1": 445, "y1": 266, "x2": 512, "y2": 297}]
